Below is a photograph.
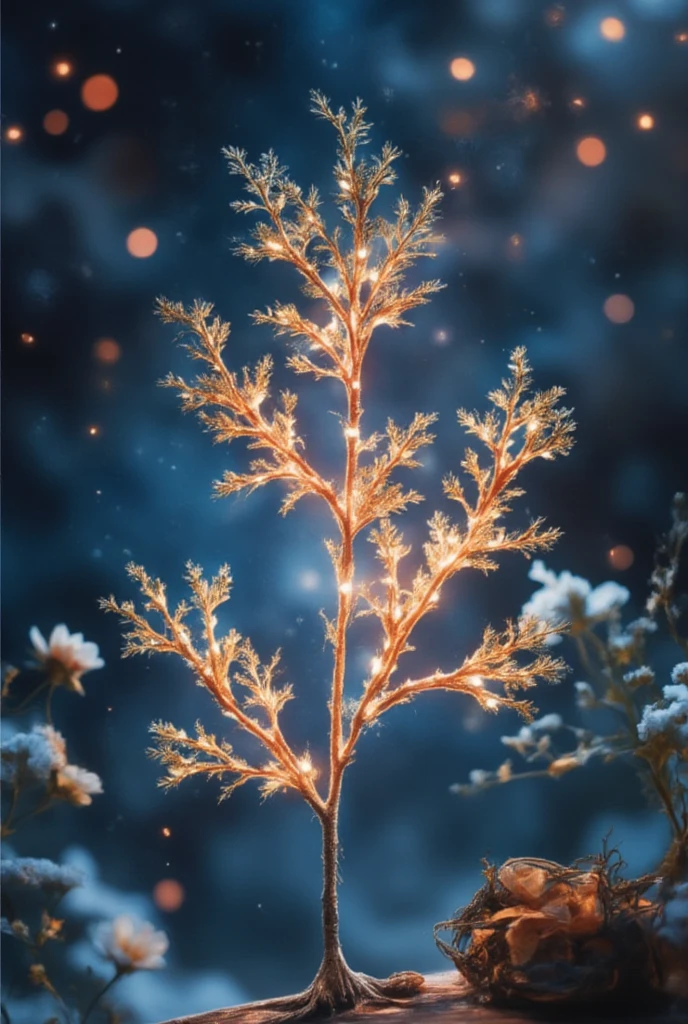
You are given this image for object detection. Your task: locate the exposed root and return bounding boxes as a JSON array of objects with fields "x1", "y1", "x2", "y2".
[{"x1": 162, "y1": 958, "x2": 425, "y2": 1023}]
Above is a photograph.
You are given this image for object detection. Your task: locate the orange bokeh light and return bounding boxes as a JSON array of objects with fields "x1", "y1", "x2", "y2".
[
  {"x1": 4, "y1": 125, "x2": 24, "y2": 144},
  {"x1": 43, "y1": 110, "x2": 69, "y2": 136},
  {"x1": 52, "y1": 59, "x2": 74, "y2": 79},
  {"x1": 637, "y1": 113, "x2": 654, "y2": 131},
  {"x1": 576, "y1": 136, "x2": 606, "y2": 167},
  {"x1": 87, "y1": 424, "x2": 101, "y2": 437},
  {"x1": 450, "y1": 57, "x2": 475, "y2": 81},
  {"x1": 81, "y1": 74, "x2": 119, "y2": 112},
  {"x1": 126, "y1": 227, "x2": 158, "y2": 258},
  {"x1": 153, "y1": 879, "x2": 186, "y2": 912},
  {"x1": 600, "y1": 17, "x2": 625, "y2": 41},
  {"x1": 21, "y1": 333, "x2": 35, "y2": 345},
  {"x1": 607, "y1": 545, "x2": 634, "y2": 571},
  {"x1": 603, "y1": 294, "x2": 635, "y2": 324},
  {"x1": 94, "y1": 338, "x2": 121, "y2": 364},
  {"x1": 448, "y1": 171, "x2": 463, "y2": 186}
]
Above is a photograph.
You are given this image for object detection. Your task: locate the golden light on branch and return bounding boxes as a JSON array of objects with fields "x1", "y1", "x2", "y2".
[{"x1": 103, "y1": 92, "x2": 574, "y2": 1019}]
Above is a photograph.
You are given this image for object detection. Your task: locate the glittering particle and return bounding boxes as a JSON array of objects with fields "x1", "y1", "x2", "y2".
[
  {"x1": 544, "y1": 5, "x2": 565, "y2": 26},
  {"x1": 576, "y1": 136, "x2": 606, "y2": 167},
  {"x1": 81, "y1": 74, "x2": 119, "y2": 111},
  {"x1": 447, "y1": 171, "x2": 463, "y2": 186},
  {"x1": 43, "y1": 110, "x2": 69, "y2": 135},
  {"x1": 600, "y1": 17, "x2": 625, "y2": 42},
  {"x1": 51, "y1": 59, "x2": 73, "y2": 79},
  {"x1": 4, "y1": 125, "x2": 24, "y2": 144},
  {"x1": 636, "y1": 113, "x2": 654, "y2": 131},
  {"x1": 88, "y1": 425, "x2": 101, "y2": 437},
  {"x1": 21, "y1": 333, "x2": 35, "y2": 345},
  {"x1": 604, "y1": 294, "x2": 634, "y2": 324},
  {"x1": 126, "y1": 227, "x2": 158, "y2": 258},
  {"x1": 153, "y1": 879, "x2": 185, "y2": 911},
  {"x1": 161, "y1": 827, "x2": 172, "y2": 838},
  {"x1": 676, "y1": 31, "x2": 688, "y2": 44},
  {"x1": 570, "y1": 96, "x2": 586, "y2": 110},
  {"x1": 449, "y1": 57, "x2": 475, "y2": 81},
  {"x1": 607, "y1": 545, "x2": 634, "y2": 571},
  {"x1": 94, "y1": 338, "x2": 121, "y2": 364}
]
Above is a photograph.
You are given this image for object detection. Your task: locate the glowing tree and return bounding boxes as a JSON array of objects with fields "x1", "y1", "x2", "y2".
[{"x1": 103, "y1": 94, "x2": 575, "y2": 1019}]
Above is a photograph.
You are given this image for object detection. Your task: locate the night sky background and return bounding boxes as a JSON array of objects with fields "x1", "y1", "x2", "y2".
[{"x1": 2, "y1": 1, "x2": 688, "y2": 1021}]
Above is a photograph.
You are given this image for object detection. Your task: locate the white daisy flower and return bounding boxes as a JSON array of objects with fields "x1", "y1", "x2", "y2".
[
  {"x1": 93, "y1": 915, "x2": 169, "y2": 972},
  {"x1": 29, "y1": 624, "x2": 104, "y2": 695}
]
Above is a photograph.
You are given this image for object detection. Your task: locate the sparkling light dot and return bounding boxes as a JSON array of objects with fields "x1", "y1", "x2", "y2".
[
  {"x1": 94, "y1": 338, "x2": 121, "y2": 364},
  {"x1": 570, "y1": 96, "x2": 586, "y2": 110},
  {"x1": 676, "y1": 31, "x2": 688, "y2": 44},
  {"x1": 339, "y1": 581, "x2": 353, "y2": 596},
  {"x1": 636, "y1": 113, "x2": 654, "y2": 131},
  {"x1": 600, "y1": 17, "x2": 625, "y2": 41},
  {"x1": 448, "y1": 171, "x2": 463, "y2": 186},
  {"x1": 608, "y1": 545, "x2": 634, "y2": 571},
  {"x1": 370, "y1": 656, "x2": 383, "y2": 674},
  {"x1": 88, "y1": 425, "x2": 101, "y2": 437},
  {"x1": 4, "y1": 125, "x2": 24, "y2": 144},
  {"x1": 576, "y1": 136, "x2": 606, "y2": 167},
  {"x1": 81, "y1": 74, "x2": 119, "y2": 111},
  {"x1": 126, "y1": 227, "x2": 158, "y2": 258},
  {"x1": 21, "y1": 333, "x2": 35, "y2": 345},
  {"x1": 604, "y1": 293, "x2": 635, "y2": 324},
  {"x1": 467, "y1": 675, "x2": 483, "y2": 688},
  {"x1": 486, "y1": 697, "x2": 499, "y2": 710},
  {"x1": 161, "y1": 826, "x2": 172, "y2": 838},
  {"x1": 450, "y1": 57, "x2": 475, "y2": 81},
  {"x1": 153, "y1": 879, "x2": 185, "y2": 912},
  {"x1": 51, "y1": 59, "x2": 73, "y2": 79},
  {"x1": 43, "y1": 110, "x2": 69, "y2": 135},
  {"x1": 344, "y1": 426, "x2": 360, "y2": 439}
]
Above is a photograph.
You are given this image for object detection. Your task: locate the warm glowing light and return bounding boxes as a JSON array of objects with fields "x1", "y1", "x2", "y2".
[
  {"x1": 94, "y1": 338, "x2": 121, "y2": 364},
  {"x1": 344, "y1": 426, "x2": 360, "y2": 439},
  {"x1": 429, "y1": 592, "x2": 440, "y2": 604},
  {"x1": 266, "y1": 240, "x2": 283, "y2": 251},
  {"x1": 357, "y1": 247, "x2": 368, "y2": 259},
  {"x1": 339, "y1": 581, "x2": 353, "y2": 596},
  {"x1": 636, "y1": 113, "x2": 654, "y2": 131},
  {"x1": 126, "y1": 227, "x2": 158, "y2": 258},
  {"x1": 448, "y1": 171, "x2": 463, "y2": 186},
  {"x1": 368, "y1": 269, "x2": 379, "y2": 282},
  {"x1": 450, "y1": 57, "x2": 475, "y2": 81},
  {"x1": 607, "y1": 545, "x2": 634, "y2": 571},
  {"x1": 81, "y1": 74, "x2": 119, "y2": 111},
  {"x1": 43, "y1": 110, "x2": 69, "y2": 136},
  {"x1": 570, "y1": 97, "x2": 586, "y2": 110},
  {"x1": 21, "y1": 333, "x2": 35, "y2": 345},
  {"x1": 544, "y1": 5, "x2": 565, "y2": 26},
  {"x1": 351, "y1": 380, "x2": 360, "y2": 390},
  {"x1": 370, "y1": 656, "x2": 383, "y2": 674},
  {"x1": 153, "y1": 878, "x2": 185, "y2": 912},
  {"x1": 486, "y1": 697, "x2": 499, "y2": 709},
  {"x1": 161, "y1": 826, "x2": 172, "y2": 838},
  {"x1": 338, "y1": 179, "x2": 351, "y2": 191},
  {"x1": 467, "y1": 675, "x2": 483, "y2": 688},
  {"x1": 88, "y1": 425, "x2": 101, "y2": 437},
  {"x1": 297, "y1": 756, "x2": 314, "y2": 774},
  {"x1": 4, "y1": 125, "x2": 24, "y2": 144},
  {"x1": 576, "y1": 136, "x2": 606, "y2": 167},
  {"x1": 51, "y1": 59, "x2": 73, "y2": 79},
  {"x1": 509, "y1": 234, "x2": 523, "y2": 249},
  {"x1": 603, "y1": 293, "x2": 634, "y2": 324},
  {"x1": 676, "y1": 31, "x2": 688, "y2": 44},
  {"x1": 600, "y1": 17, "x2": 625, "y2": 41}
]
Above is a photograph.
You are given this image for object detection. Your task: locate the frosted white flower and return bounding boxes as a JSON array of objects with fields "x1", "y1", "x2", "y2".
[
  {"x1": 93, "y1": 915, "x2": 168, "y2": 972},
  {"x1": 29, "y1": 624, "x2": 104, "y2": 695},
  {"x1": 468, "y1": 769, "x2": 490, "y2": 787},
  {"x1": 637, "y1": 681, "x2": 688, "y2": 746},
  {"x1": 53, "y1": 764, "x2": 103, "y2": 807},
  {"x1": 0, "y1": 857, "x2": 83, "y2": 895},
  {"x1": 1, "y1": 725, "x2": 66, "y2": 786},
  {"x1": 522, "y1": 561, "x2": 629, "y2": 644},
  {"x1": 531, "y1": 713, "x2": 562, "y2": 732},
  {"x1": 623, "y1": 666, "x2": 655, "y2": 689},
  {"x1": 672, "y1": 663, "x2": 688, "y2": 686}
]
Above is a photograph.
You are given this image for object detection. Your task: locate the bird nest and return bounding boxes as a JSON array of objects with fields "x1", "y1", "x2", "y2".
[{"x1": 435, "y1": 854, "x2": 665, "y2": 1010}]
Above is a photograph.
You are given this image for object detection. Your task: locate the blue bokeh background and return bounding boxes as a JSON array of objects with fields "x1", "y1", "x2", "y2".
[{"x1": 2, "y1": 1, "x2": 687, "y2": 1019}]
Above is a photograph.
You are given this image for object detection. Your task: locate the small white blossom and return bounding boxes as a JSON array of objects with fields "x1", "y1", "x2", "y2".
[
  {"x1": 29, "y1": 624, "x2": 104, "y2": 695},
  {"x1": 623, "y1": 666, "x2": 655, "y2": 689},
  {"x1": 93, "y1": 915, "x2": 169, "y2": 972},
  {"x1": 522, "y1": 561, "x2": 629, "y2": 644},
  {"x1": 531, "y1": 713, "x2": 562, "y2": 732},
  {"x1": 0, "y1": 858, "x2": 83, "y2": 895},
  {"x1": 54, "y1": 764, "x2": 103, "y2": 806},
  {"x1": 672, "y1": 663, "x2": 688, "y2": 686},
  {"x1": 468, "y1": 769, "x2": 490, "y2": 787}
]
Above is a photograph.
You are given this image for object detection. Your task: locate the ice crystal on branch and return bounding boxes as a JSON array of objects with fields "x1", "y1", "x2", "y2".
[{"x1": 103, "y1": 93, "x2": 574, "y2": 1018}]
